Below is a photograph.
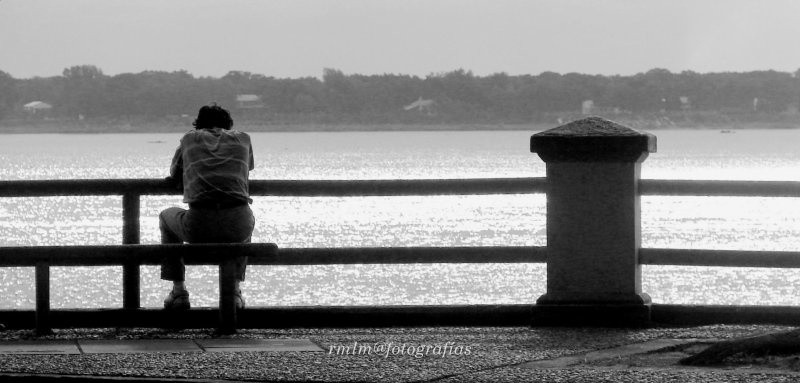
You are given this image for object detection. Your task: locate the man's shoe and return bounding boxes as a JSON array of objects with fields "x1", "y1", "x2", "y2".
[
  {"x1": 164, "y1": 290, "x2": 190, "y2": 310},
  {"x1": 234, "y1": 289, "x2": 245, "y2": 310}
]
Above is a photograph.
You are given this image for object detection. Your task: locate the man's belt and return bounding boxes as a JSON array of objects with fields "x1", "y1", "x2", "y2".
[{"x1": 189, "y1": 199, "x2": 247, "y2": 210}]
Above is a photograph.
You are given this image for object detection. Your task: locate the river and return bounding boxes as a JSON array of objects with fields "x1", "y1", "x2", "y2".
[{"x1": 2, "y1": 129, "x2": 800, "y2": 308}]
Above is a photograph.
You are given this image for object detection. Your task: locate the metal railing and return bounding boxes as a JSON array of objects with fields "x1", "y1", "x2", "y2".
[
  {"x1": 0, "y1": 177, "x2": 548, "y2": 307},
  {"x1": 640, "y1": 179, "x2": 800, "y2": 268},
  {"x1": 3, "y1": 176, "x2": 800, "y2": 330},
  {"x1": 0, "y1": 178, "x2": 547, "y2": 332}
]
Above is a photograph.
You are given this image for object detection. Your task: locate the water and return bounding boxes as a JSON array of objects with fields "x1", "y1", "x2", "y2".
[{"x1": 2, "y1": 129, "x2": 800, "y2": 308}]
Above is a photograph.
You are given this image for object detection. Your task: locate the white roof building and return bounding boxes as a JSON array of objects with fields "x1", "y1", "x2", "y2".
[
  {"x1": 404, "y1": 97, "x2": 435, "y2": 113},
  {"x1": 235, "y1": 94, "x2": 264, "y2": 109},
  {"x1": 24, "y1": 101, "x2": 53, "y2": 110},
  {"x1": 23, "y1": 101, "x2": 53, "y2": 113}
]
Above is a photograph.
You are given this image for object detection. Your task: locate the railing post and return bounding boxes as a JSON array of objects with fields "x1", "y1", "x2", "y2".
[
  {"x1": 35, "y1": 263, "x2": 52, "y2": 335},
  {"x1": 219, "y1": 258, "x2": 238, "y2": 334},
  {"x1": 530, "y1": 117, "x2": 656, "y2": 326},
  {"x1": 122, "y1": 193, "x2": 141, "y2": 309}
]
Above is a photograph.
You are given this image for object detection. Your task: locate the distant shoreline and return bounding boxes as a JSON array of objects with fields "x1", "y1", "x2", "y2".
[
  {"x1": 0, "y1": 123, "x2": 540, "y2": 134},
  {"x1": 0, "y1": 120, "x2": 798, "y2": 134}
]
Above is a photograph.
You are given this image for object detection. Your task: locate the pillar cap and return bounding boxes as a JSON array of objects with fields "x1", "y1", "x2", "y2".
[{"x1": 531, "y1": 116, "x2": 656, "y2": 162}]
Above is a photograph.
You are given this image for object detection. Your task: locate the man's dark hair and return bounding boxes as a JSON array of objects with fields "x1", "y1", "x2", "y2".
[{"x1": 193, "y1": 103, "x2": 234, "y2": 130}]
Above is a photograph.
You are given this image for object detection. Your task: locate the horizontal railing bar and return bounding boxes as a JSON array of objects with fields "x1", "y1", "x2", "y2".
[
  {"x1": 0, "y1": 179, "x2": 173, "y2": 197},
  {"x1": 652, "y1": 304, "x2": 800, "y2": 326},
  {"x1": 19, "y1": 246, "x2": 799, "y2": 268},
  {"x1": 6, "y1": 304, "x2": 800, "y2": 329},
  {"x1": 8, "y1": 178, "x2": 800, "y2": 198},
  {"x1": 640, "y1": 179, "x2": 800, "y2": 197},
  {"x1": 261, "y1": 246, "x2": 545, "y2": 265},
  {"x1": 0, "y1": 178, "x2": 546, "y2": 197},
  {"x1": 0, "y1": 245, "x2": 545, "y2": 266},
  {"x1": 640, "y1": 248, "x2": 800, "y2": 268},
  {"x1": 254, "y1": 178, "x2": 546, "y2": 196},
  {"x1": 10, "y1": 178, "x2": 800, "y2": 198},
  {"x1": 0, "y1": 305, "x2": 536, "y2": 329},
  {"x1": 14, "y1": 245, "x2": 800, "y2": 268},
  {"x1": 0, "y1": 243, "x2": 278, "y2": 266}
]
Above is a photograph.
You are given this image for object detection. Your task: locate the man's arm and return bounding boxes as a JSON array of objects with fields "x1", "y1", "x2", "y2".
[
  {"x1": 248, "y1": 142, "x2": 255, "y2": 171},
  {"x1": 165, "y1": 144, "x2": 183, "y2": 188}
]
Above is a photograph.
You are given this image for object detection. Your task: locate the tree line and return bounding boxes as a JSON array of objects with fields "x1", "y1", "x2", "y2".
[{"x1": 1, "y1": 65, "x2": 799, "y2": 128}]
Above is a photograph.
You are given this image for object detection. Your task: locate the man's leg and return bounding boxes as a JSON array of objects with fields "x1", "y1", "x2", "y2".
[
  {"x1": 189, "y1": 205, "x2": 254, "y2": 309},
  {"x1": 236, "y1": 235, "x2": 250, "y2": 282},
  {"x1": 159, "y1": 207, "x2": 187, "y2": 281},
  {"x1": 210, "y1": 207, "x2": 254, "y2": 285},
  {"x1": 230, "y1": 235, "x2": 250, "y2": 309},
  {"x1": 159, "y1": 207, "x2": 190, "y2": 309}
]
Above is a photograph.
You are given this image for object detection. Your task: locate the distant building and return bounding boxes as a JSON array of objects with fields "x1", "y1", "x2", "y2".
[
  {"x1": 679, "y1": 96, "x2": 691, "y2": 110},
  {"x1": 581, "y1": 100, "x2": 594, "y2": 115},
  {"x1": 23, "y1": 101, "x2": 53, "y2": 114},
  {"x1": 404, "y1": 97, "x2": 435, "y2": 114},
  {"x1": 235, "y1": 94, "x2": 264, "y2": 109},
  {"x1": 580, "y1": 100, "x2": 624, "y2": 116}
]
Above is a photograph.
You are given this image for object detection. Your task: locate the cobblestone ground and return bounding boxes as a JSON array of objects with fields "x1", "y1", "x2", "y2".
[{"x1": 0, "y1": 325, "x2": 797, "y2": 382}]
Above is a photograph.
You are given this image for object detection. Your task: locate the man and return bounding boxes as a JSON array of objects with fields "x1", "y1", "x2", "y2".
[{"x1": 160, "y1": 103, "x2": 255, "y2": 310}]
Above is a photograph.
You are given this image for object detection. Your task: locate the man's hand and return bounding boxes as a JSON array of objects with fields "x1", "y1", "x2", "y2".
[{"x1": 164, "y1": 176, "x2": 182, "y2": 190}]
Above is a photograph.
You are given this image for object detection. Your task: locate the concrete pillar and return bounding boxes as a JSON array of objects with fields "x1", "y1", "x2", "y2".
[{"x1": 530, "y1": 117, "x2": 656, "y2": 326}]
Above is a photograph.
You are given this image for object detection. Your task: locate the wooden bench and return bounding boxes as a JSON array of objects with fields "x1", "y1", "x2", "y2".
[{"x1": 0, "y1": 243, "x2": 278, "y2": 334}]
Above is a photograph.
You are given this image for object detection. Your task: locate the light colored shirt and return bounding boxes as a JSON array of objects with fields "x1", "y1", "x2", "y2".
[{"x1": 169, "y1": 128, "x2": 254, "y2": 204}]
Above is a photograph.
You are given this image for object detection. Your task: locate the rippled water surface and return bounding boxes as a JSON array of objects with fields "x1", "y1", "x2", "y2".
[{"x1": 2, "y1": 129, "x2": 800, "y2": 308}]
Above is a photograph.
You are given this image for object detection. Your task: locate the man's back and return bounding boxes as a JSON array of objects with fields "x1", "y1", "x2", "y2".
[{"x1": 172, "y1": 127, "x2": 254, "y2": 204}]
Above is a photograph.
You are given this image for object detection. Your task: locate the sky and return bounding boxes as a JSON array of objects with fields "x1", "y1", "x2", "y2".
[{"x1": 2, "y1": 0, "x2": 800, "y2": 79}]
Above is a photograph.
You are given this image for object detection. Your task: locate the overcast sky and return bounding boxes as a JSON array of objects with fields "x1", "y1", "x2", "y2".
[{"x1": 2, "y1": 0, "x2": 800, "y2": 79}]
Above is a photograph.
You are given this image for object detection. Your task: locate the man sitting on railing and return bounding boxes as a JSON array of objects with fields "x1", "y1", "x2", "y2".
[{"x1": 160, "y1": 103, "x2": 256, "y2": 310}]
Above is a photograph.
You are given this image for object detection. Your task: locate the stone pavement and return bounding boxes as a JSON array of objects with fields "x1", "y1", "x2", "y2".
[
  {"x1": 0, "y1": 338, "x2": 323, "y2": 355},
  {"x1": 0, "y1": 339, "x2": 324, "y2": 355},
  {"x1": 0, "y1": 325, "x2": 799, "y2": 382}
]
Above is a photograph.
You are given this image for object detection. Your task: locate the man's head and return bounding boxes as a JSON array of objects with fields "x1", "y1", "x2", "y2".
[{"x1": 193, "y1": 103, "x2": 234, "y2": 130}]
